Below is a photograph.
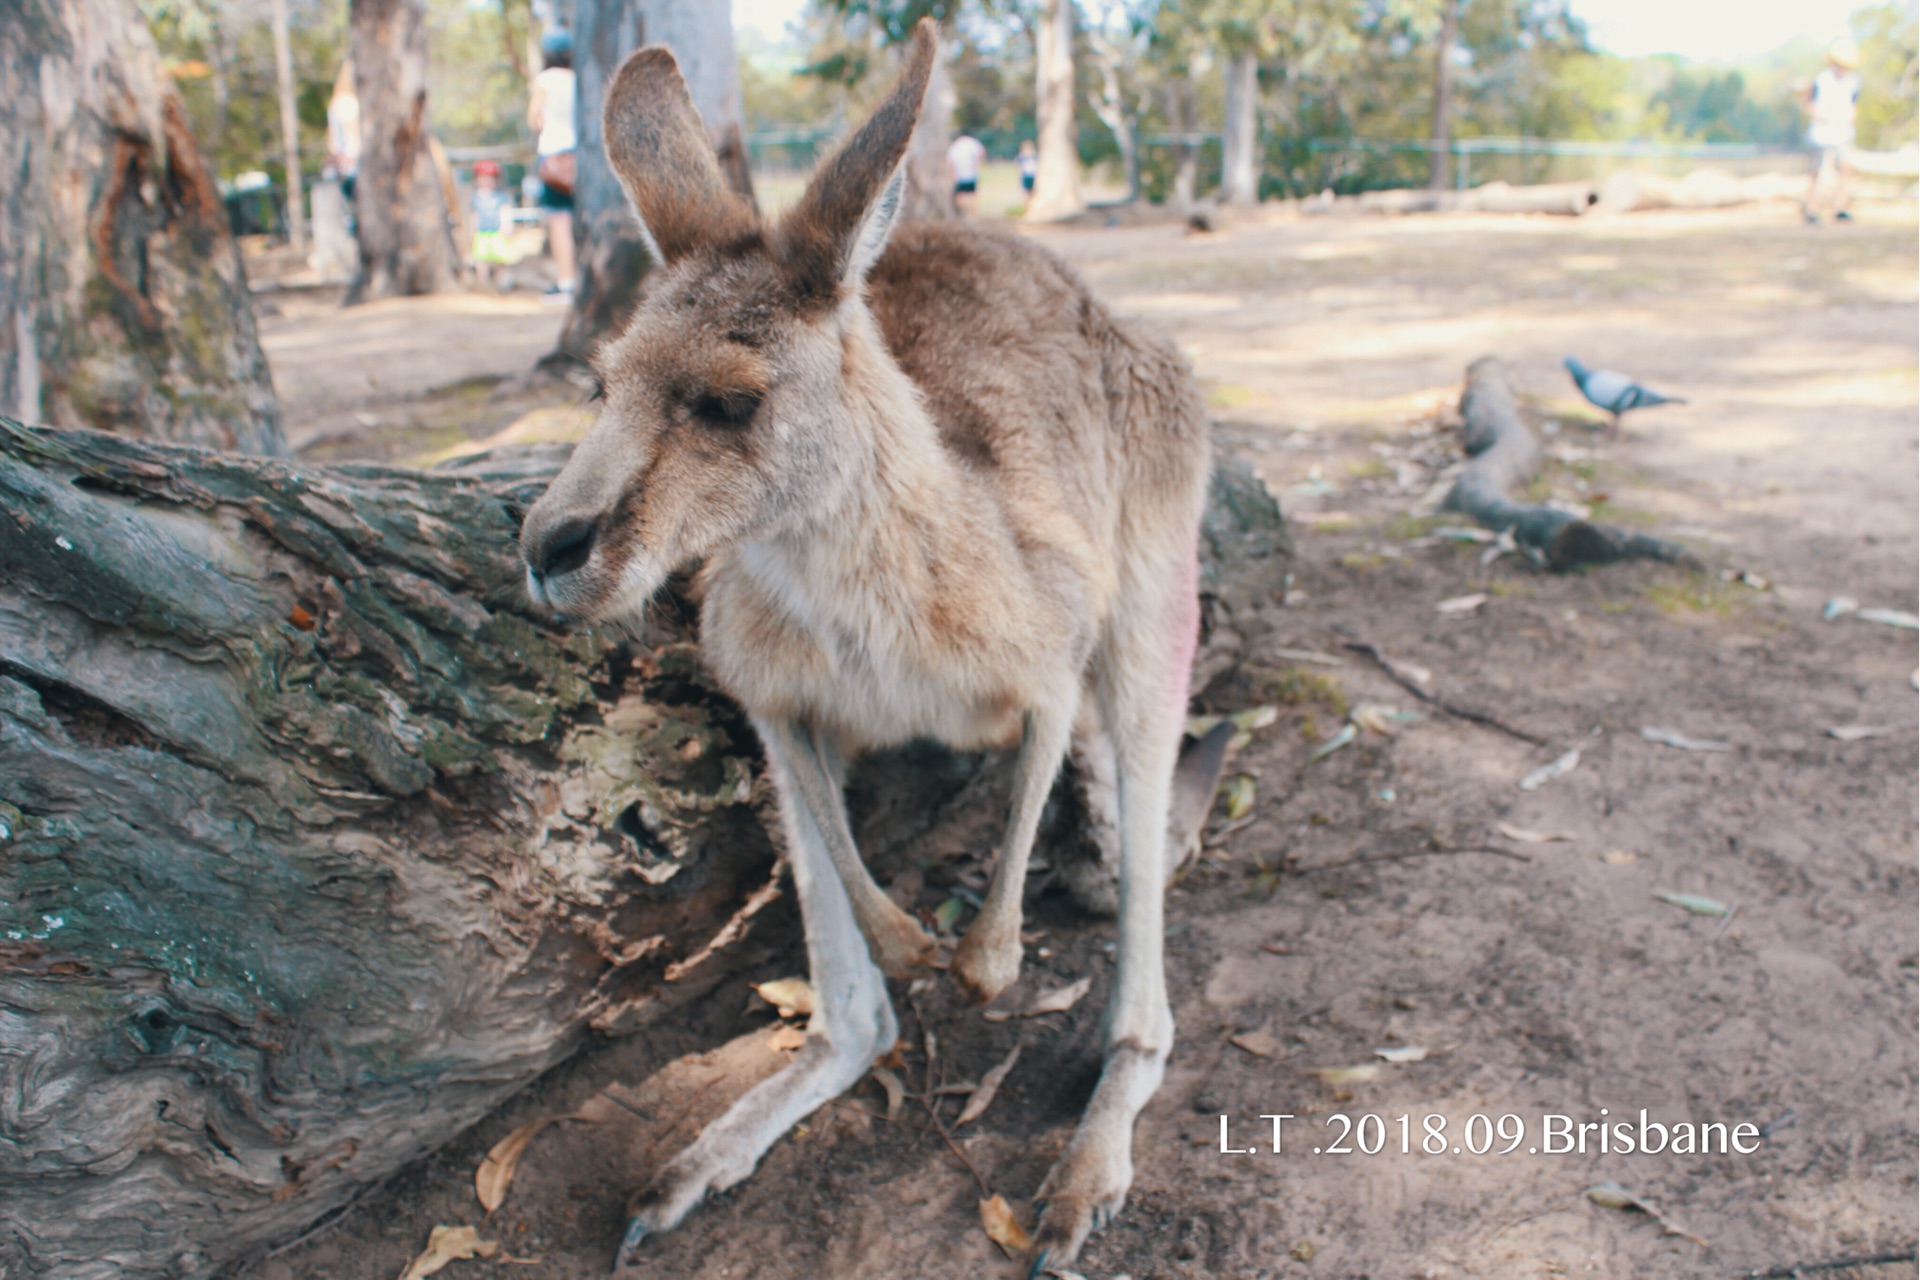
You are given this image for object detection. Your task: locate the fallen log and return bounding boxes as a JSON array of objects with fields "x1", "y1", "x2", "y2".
[
  {"x1": 1441, "y1": 357, "x2": 1695, "y2": 571},
  {"x1": 0, "y1": 420, "x2": 1289, "y2": 1279}
]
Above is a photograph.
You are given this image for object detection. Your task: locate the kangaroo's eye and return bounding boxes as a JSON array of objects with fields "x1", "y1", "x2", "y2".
[{"x1": 690, "y1": 388, "x2": 761, "y2": 429}]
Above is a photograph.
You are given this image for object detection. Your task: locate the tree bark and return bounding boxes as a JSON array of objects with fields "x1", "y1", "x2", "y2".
[
  {"x1": 1429, "y1": 0, "x2": 1459, "y2": 191},
  {"x1": 1444, "y1": 357, "x2": 1695, "y2": 570},
  {"x1": 1087, "y1": 28, "x2": 1139, "y2": 204},
  {"x1": 0, "y1": 422, "x2": 1290, "y2": 1278},
  {"x1": 269, "y1": 0, "x2": 308, "y2": 252},
  {"x1": 556, "y1": 0, "x2": 756, "y2": 367},
  {"x1": 1167, "y1": 75, "x2": 1199, "y2": 210},
  {"x1": 0, "y1": 0, "x2": 283, "y2": 454},
  {"x1": 1220, "y1": 46, "x2": 1259, "y2": 205},
  {"x1": 347, "y1": 0, "x2": 457, "y2": 303},
  {"x1": 1026, "y1": 0, "x2": 1083, "y2": 220},
  {"x1": 899, "y1": 29, "x2": 958, "y2": 222}
]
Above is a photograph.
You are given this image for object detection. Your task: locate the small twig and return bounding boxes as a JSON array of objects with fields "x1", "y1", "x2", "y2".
[
  {"x1": 1741, "y1": 1246, "x2": 1918, "y2": 1278},
  {"x1": 1332, "y1": 625, "x2": 1545, "y2": 746},
  {"x1": 1297, "y1": 845, "x2": 1533, "y2": 873},
  {"x1": 905, "y1": 1005, "x2": 990, "y2": 1197}
]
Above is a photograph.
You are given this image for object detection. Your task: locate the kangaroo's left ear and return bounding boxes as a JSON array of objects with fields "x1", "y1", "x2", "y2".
[{"x1": 776, "y1": 20, "x2": 934, "y2": 300}]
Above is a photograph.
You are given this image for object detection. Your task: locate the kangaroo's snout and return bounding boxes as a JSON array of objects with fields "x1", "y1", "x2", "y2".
[{"x1": 525, "y1": 513, "x2": 597, "y2": 586}]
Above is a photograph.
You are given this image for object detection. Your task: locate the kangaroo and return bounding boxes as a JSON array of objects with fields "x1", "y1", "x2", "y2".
[{"x1": 519, "y1": 21, "x2": 1210, "y2": 1274}]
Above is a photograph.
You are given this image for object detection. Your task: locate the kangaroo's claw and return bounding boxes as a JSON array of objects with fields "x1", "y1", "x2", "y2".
[{"x1": 612, "y1": 1215, "x2": 649, "y2": 1271}]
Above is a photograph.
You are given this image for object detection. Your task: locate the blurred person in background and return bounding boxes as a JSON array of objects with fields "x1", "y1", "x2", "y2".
[
  {"x1": 469, "y1": 159, "x2": 512, "y2": 287},
  {"x1": 947, "y1": 131, "x2": 985, "y2": 216},
  {"x1": 1801, "y1": 37, "x2": 1862, "y2": 225},
  {"x1": 529, "y1": 30, "x2": 577, "y2": 298},
  {"x1": 326, "y1": 61, "x2": 361, "y2": 222},
  {"x1": 1017, "y1": 139, "x2": 1037, "y2": 211}
]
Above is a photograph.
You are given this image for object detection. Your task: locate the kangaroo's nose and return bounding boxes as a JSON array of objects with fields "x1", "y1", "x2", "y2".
[{"x1": 527, "y1": 515, "x2": 597, "y2": 583}]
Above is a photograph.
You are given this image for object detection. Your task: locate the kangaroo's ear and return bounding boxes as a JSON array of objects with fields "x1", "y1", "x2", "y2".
[
  {"x1": 603, "y1": 46, "x2": 755, "y2": 266},
  {"x1": 778, "y1": 19, "x2": 935, "y2": 300}
]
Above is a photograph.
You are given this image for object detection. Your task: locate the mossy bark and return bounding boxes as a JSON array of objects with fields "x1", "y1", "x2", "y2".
[
  {"x1": 0, "y1": 0, "x2": 283, "y2": 454},
  {"x1": 0, "y1": 423, "x2": 1288, "y2": 1278}
]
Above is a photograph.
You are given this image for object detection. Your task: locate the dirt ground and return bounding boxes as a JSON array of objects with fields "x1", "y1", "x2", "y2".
[{"x1": 239, "y1": 200, "x2": 1917, "y2": 1280}]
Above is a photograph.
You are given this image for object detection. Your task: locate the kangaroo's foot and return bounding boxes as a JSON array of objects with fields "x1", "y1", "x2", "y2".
[
  {"x1": 949, "y1": 908, "x2": 1022, "y2": 1003},
  {"x1": 1026, "y1": 1040, "x2": 1168, "y2": 1275},
  {"x1": 853, "y1": 889, "x2": 938, "y2": 979},
  {"x1": 614, "y1": 1006, "x2": 895, "y2": 1269}
]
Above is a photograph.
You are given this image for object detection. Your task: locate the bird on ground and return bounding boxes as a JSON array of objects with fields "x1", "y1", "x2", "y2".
[{"x1": 1564, "y1": 356, "x2": 1686, "y2": 437}]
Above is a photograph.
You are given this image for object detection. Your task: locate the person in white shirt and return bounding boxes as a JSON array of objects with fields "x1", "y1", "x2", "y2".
[
  {"x1": 947, "y1": 133, "x2": 986, "y2": 215},
  {"x1": 528, "y1": 30, "x2": 578, "y2": 296},
  {"x1": 1801, "y1": 38, "x2": 1862, "y2": 225}
]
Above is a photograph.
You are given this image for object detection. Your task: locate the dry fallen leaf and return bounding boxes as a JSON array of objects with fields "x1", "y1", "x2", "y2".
[
  {"x1": 475, "y1": 1120, "x2": 558, "y2": 1214},
  {"x1": 1654, "y1": 891, "x2": 1730, "y2": 917},
  {"x1": 1584, "y1": 1180, "x2": 1709, "y2": 1247},
  {"x1": 1602, "y1": 850, "x2": 1640, "y2": 865},
  {"x1": 1307, "y1": 1064, "x2": 1381, "y2": 1087},
  {"x1": 397, "y1": 1225, "x2": 498, "y2": 1280},
  {"x1": 1496, "y1": 822, "x2": 1574, "y2": 844},
  {"x1": 979, "y1": 1193, "x2": 1033, "y2": 1253},
  {"x1": 1435, "y1": 592, "x2": 1488, "y2": 614},
  {"x1": 1291, "y1": 1239, "x2": 1318, "y2": 1262},
  {"x1": 1223, "y1": 775, "x2": 1257, "y2": 821},
  {"x1": 1310, "y1": 722, "x2": 1358, "y2": 761},
  {"x1": 753, "y1": 977, "x2": 815, "y2": 1018},
  {"x1": 1349, "y1": 703, "x2": 1402, "y2": 736},
  {"x1": 1372, "y1": 1045, "x2": 1429, "y2": 1064},
  {"x1": 1027, "y1": 975, "x2": 1092, "y2": 1016},
  {"x1": 1518, "y1": 748, "x2": 1580, "y2": 792},
  {"x1": 1828, "y1": 724, "x2": 1896, "y2": 741},
  {"x1": 955, "y1": 1043, "x2": 1023, "y2": 1127},
  {"x1": 869, "y1": 1066, "x2": 906, "y2": 1121},
  {"x1": 1231, "y1": 1029, "x2": 1284, "y2": 1059}
]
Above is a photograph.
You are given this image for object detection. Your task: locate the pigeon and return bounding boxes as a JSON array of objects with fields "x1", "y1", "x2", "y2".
[{"x1": 1564, "y1": 357, "x2": 1685, "y2": 437}]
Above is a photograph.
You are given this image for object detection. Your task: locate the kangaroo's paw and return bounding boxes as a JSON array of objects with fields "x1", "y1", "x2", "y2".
[
  {"x1": 613, "y1": 1022, "x2": 891, "y2": 1270},
  {"x1": 858, "y1": 894, "x2": 938, "y2": 979},
  {"x1": 949, "y1": 913, "x2": 1022, "y2": 1003},
  {"x1": 1026, "y1": 1042, "x2": 1166, "y2": 1273}
]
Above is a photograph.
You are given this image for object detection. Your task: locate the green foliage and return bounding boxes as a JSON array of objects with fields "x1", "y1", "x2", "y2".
[{"x1": 1854, "y1": 1, "x2": 1920, "y2": 148}]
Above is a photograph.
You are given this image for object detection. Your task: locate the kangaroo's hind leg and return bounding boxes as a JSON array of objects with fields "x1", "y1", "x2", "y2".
[
  {"x1": 1029, "y1": 550, "x2": 1199, "y2": 1274},
  {"x1": 616, "y1": 715, "x2": 899, "y2": 1267}
]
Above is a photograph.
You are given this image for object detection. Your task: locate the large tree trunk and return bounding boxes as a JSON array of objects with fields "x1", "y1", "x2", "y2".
[
  {"x1": 0, "y1": 421, "x2": 1290, "y2": 1278},
  {"x1": 347, "y1": 0, "x2": 457, "y2": 303},
  {"x1": 899, "y1": 30, "x2": 958, "y2": 222},
  {"x1": 0, "y1": 0, "x2": 283, "y2": 454},
  {"x1": 1026, "y1": 0, "x2": 1083, "y2": 220},
  {"x1": 268, "y1": 0, "x2": 308, "y2": 252},
  {"x1": 556, "y1": 0, "x2": 756, "y2": 367},
  {"x1": 1220, "y1": 47, "x2": 1259, "y2": 205},
  {"x1": 1168, "y1": 75, "x2": 1199, "y2": 210},
  {"x1": 1087, "y1": 29, "x2": 1139, "y2": 204},
  {"x1": 1428, "y1": 0, "x2": 1459, "y2": 191}
]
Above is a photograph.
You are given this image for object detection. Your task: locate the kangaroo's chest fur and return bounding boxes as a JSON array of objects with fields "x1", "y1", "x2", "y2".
[{"x1": 697, "y1": 224, "x2": 1141, "y2": 753}]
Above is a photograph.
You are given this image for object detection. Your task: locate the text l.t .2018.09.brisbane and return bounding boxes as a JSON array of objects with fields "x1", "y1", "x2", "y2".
[{"x1": 1218, "y1": 1109, "x2": 1763, "y2": 1158}]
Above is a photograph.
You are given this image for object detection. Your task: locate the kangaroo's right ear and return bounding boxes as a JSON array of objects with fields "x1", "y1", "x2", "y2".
[
  {"x1": 777, "y1": 19, "x2": 936, "y2": 302},
  {"x1": 603, "y1": 46, "x2": 755, "y2": 266}
]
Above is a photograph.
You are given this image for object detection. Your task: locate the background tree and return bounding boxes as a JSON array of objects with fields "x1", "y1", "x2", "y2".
[
  {"x1": 1086, "y1": 0, "x2": 1149, "y2": 204},
  {"x1": 555, "y1": 0, "x2": 756, "y2": 367},
  {"x1": 0, "y1": 0, "x2": 283, "y2": 453},
  {"x1": 1026, "y1": 0, "x2": 1082, "y2": 217},
  {"x1": 348, "y1": 0, "x2": 459, "y2": 301},
  {"x1": 1428, "y1": 0, "x2": 1459, "y2": 189}
]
